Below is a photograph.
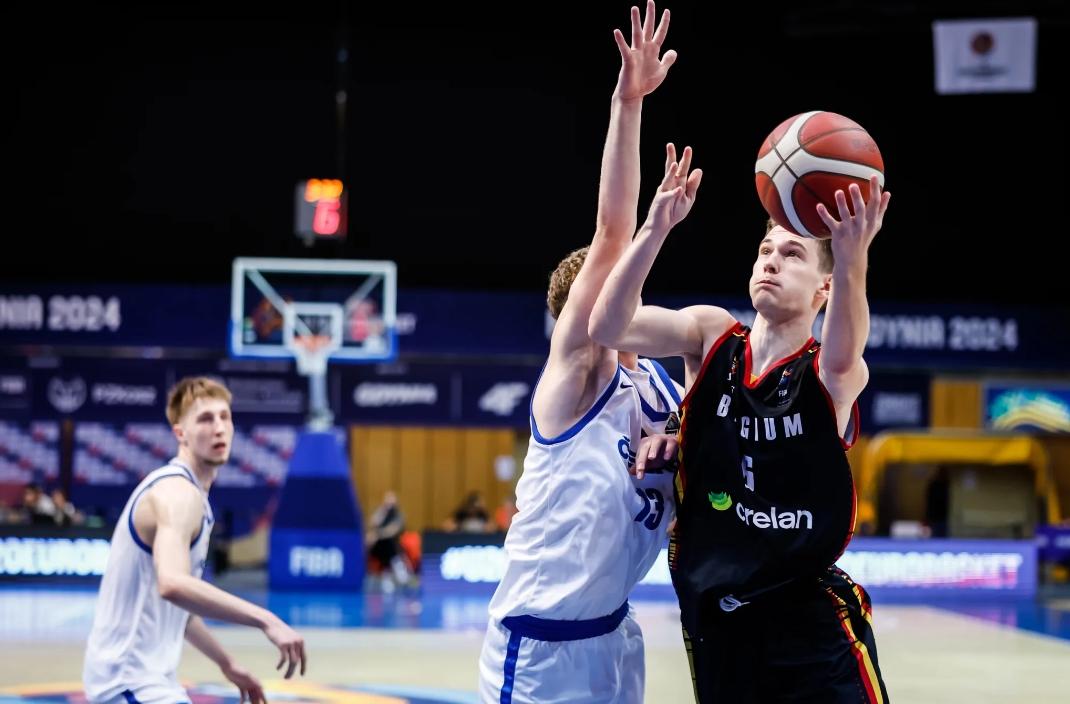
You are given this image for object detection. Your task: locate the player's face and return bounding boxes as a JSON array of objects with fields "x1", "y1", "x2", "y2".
[
  {"x1": 749, "y1": 227, "x2": 828, "y2": 319},
  {"x1": 175, "y1": 397, "x2": 234, "y2": 467}
]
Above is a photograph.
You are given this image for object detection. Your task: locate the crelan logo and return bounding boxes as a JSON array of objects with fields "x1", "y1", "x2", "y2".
[{"x1": 708, "y1": 491, "x2": 732, "y2": 511}]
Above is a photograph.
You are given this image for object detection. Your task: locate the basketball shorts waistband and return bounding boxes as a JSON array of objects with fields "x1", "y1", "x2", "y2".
[{"x1": 500, "y1": 601, "x2": 630, "y2": 642}]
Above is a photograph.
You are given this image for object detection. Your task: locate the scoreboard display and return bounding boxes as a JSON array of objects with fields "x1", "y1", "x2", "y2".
[{"x1": 295, "y1": 179, "x2": 347, "y2": 242}]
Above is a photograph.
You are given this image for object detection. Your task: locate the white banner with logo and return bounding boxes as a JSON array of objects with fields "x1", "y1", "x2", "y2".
[{"x1": 933, "y1": 17, "x2": 1037, "y2": 94}]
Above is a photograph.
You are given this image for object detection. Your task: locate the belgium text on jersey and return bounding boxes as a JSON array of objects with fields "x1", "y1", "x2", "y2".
[{"x1": 715, "y1": 393, "x2": 805, "y2": 442}]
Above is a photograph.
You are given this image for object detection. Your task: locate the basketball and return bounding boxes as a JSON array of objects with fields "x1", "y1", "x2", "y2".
[{"x1": 754, "y1": 111, "x2": 884, "y2": 239}]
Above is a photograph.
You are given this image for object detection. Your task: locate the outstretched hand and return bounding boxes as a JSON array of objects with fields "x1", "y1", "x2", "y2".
[
  {"x1": 815, "y1": 174, "x2": 891, "y2": 268},
  {"x1": 613, "y1": 0, "x2": 677, "y2": 101},
  {"x1": 644, "y1": 143, "x2": 702, "y2": 232}
]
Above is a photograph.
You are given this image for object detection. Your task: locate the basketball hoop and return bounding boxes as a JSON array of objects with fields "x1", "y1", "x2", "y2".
[
  {"x1": 292, "y1": 334, "x2": 335, "y2": 377},
  {"x1": 282, "y1": 304, "x2": 344, "y2": 430},
  {"x1": 231, "y1": 258, "x2": 398, "y2": 430}
]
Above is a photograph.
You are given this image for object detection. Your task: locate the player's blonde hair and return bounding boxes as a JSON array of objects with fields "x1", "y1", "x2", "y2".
[
  {"x1": 166, "y1": 376, "x2": 232, "y2": 425},
  {"x1": 546, "y1": 246, "x2": 589, "y2": 320},
  {"x1": 765, "y1": 217, "x2": 833, "y2": 274}
]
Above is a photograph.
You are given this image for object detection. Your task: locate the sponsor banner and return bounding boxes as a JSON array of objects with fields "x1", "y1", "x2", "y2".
[
  {"x1": 420, "y1": 531, "x2": 507, "y2": 596},
  {"x1": 339, "y1": 363, "x2": 456, "y2": 424},
  {"x1": 0, "y1": 370, "x2": 31, "y2": 414},
  {"x1": 461, "y1": 365, "x2": 540, "y2": 427},
  {"x1": 32, "y1": 360, "x2": 165, "y2": 420},
  {"x1": 1036, "y1": 525, "x2": 1070, "y2": 563},
  {"x1": 9, "y1": 356, "x2": 547, "y2": 426},
  {"x1": 419, "y1": 531, "x2": 676, "y2": 599},
  {"x1": 419, "y1": 534, "x2": 1036, "y2": 601},
  {"x1": 0, "y1": 358, "x2": 308, "y2": 422},
  {"x1": 984, "y1": 383, "x2": 1070, "y2": 434},
  {"x1": 857, "y1": 372, "x2": 930, "y2": 434},
  {"x1": 836, "y1": 537, "x2": 1036, "y2": 600},
  {"x1": 171, "y1": 358, "x2": 307, "y2": 422},
  {"x1": 0, "y1": 526, "x2": 113, "y2": 582},
  {"x1": 269, "y1": 528, "x2": 364, "y2": 591},
  {"x1": 337, "y1": 362, "x2": 543, "y2": 426}
]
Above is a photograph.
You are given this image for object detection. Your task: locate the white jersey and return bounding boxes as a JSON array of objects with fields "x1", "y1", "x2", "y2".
[
  {"x1": 489, "y1": 358, "x2": 681, "y2": 622},
  {"x1": 83, "y1": 460, "x2": 214, "y2": 704}
]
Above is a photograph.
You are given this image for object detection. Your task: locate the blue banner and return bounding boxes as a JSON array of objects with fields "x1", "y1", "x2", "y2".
[
  {"x1": 1036, "y1": 525, "x2": 1070, "y2": 563},
  {"x1": 836, "y1": 537, "x2": 1037, "y2": 601},
  {"x1": 0, "y1": 285, "x2": 226, "y2": 348},
  {"x1": 32, "y1": 360, "x2": 166, "y2": 421},
  {"x1": 3, "y1": 284, "x2": 1067, "y2": 370},
  {"x1": 397, "y1": 290, "x2": 548, "y2": 357},
  {"x1": 419, "y1": 535, "x2": 1039, "y2": 602},
  {"x1": 338, "y1": 363, "x2": 458, "y2": 424},
  {"x1": 335, "y1": 362, "x2": 546, "y2": 426},
  {"x1": 857, "y1": 372, "x2": 931, "y2": 434},
  {"x1": 0, "y1": 358, "x2": 310, "y2": 423},
  {"x1": 418, "y1": 531, "x2": 678, "y2": 600},
  {"x1": 984, "y1": 384, "x2": 1070, "y2": 433},
  {"x1": 2, "y1": 355, "x2": 551, "y2": 427},
  {"x1": 268, "y1": 529, "x2": 364, "y2": 591},
  {"x1": 0, "y1": 370, "x2": 31, "y2": 414},
  {"x1": 0, "y1": 526, "x2": 113, "y2": 583},
  {"x1": 859, "y1": 302, "x2": 1068, "y2": 371},
  {"x1": 269, "y1": 431, "x2": 364, "y2": 590},
  {"x1": 171, "y1": 359, "x2": 308, "y2": 423},
  {"x1": 460, "y1": 364, "x2": 541, "y2": 428}
]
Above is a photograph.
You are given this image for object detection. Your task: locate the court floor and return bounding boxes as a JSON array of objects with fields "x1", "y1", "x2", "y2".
[{"x1": 1, "y1": 585, "x2": 1068, "y2": 703}]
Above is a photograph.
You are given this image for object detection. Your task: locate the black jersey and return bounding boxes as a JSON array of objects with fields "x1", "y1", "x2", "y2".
[{"x1": 671, "y1": 322, "x2": 858, "y2": 626}]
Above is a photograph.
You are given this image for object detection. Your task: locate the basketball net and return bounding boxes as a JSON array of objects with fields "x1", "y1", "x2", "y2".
[
  {"x1": 289, "y1": 332, "x2": 341, "y2": 431},
  {"x1": 292, "y1": 334, "x2": 334, "y2": 377}
]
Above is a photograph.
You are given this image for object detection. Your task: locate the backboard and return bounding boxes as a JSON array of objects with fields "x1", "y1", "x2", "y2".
[{"x1": 230, "y1": 257, "x2": 397, "y2": 364}]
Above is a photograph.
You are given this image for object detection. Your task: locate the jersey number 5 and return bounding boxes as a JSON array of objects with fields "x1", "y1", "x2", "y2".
[{"x1": 742, "y1": 455, "x2": 755, "y2": 492}]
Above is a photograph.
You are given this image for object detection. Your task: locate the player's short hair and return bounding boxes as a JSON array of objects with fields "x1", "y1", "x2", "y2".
[
  {"x1": 166, "y1": 376, "x2": 232, "y2": 425},
  {"x1": 547, "y1": 246, "x2": 589, "y2": 320}
]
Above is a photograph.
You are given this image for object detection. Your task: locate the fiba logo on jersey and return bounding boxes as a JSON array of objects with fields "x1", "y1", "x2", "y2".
[{"x1": 664, "y1": 411, "x2": 681, "y2": 434}]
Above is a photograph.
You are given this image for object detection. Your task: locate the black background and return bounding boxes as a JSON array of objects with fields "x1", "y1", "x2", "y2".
[{"x1": 8, "y1": 1, "x2": 1068, "y2": 309}]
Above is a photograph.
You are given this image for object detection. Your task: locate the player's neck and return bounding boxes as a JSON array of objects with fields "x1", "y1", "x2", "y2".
[
  {"x1": 749, "y1": 313, "x2": 813, "y2": 373},
  {"x1": 618, "y1": 351, "x2": 639, "y2": 371},
  {"x1": 175, "y1": 450, "x2": 216, "y2": 492}
]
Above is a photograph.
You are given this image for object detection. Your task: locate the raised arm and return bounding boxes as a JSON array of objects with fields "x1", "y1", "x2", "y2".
[
  {"x1": 148, "y1": 479, "x2": 307, "y2": 678},
  {"x1": 816, "y1": 174, "x2": 891, "y2": 409},
  {"x1": 590, "y1": 145, "x2": 732, "y2": 367},
  {"x1": 551, "y1": 0, "x2": 677, "y2": 358}
]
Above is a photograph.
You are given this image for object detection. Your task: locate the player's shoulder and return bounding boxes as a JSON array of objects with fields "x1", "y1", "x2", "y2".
[
  {"x1": 681, "y1": 306, "x2": 738, "y2": 358},
  {"x1": 679, "y1": 305, "x2": 736, "y2": 335},
  {"x1": 533, "y1": 348, "x2": 621, "y2": 439},
  {"x1": 143, "y1": 470, "x2": 201, "y2": 505}
]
